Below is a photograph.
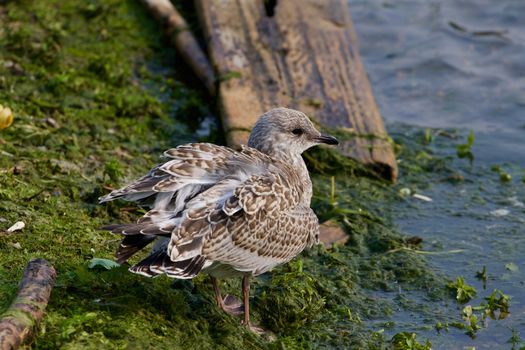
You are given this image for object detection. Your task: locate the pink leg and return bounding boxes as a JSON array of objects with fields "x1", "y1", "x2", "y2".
[
  {"x1": 242, "y1": 273, "x2": 250, "y2": 326},
  {"x1": 211, "y1": 276, "x2": 243, "y2": 316}
]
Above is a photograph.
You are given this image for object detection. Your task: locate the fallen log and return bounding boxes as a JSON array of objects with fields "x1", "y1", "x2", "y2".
[
  {"x1": 0, "y1": 259, "x2": 56, "y2": 350},
  {"x1": 195, "y1": 0, "x2": 398, "y2": 181},
  {"x1": 139, "y1": 0, "x2": 216, "y2": 96}
]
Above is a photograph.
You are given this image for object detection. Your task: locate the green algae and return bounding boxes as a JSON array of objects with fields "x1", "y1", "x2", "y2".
[
  {"x1": 390, "y1": 333, "x2": 431, "y2": 350},
  {"x1": 0, "y1": 1, "x2": 454, "y2": 349},
  {"x1": 447, "y1": 277, "x2": 477, "y2": 303}
]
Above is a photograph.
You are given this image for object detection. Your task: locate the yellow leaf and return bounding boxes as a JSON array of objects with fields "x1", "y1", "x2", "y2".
[{"x1": 0, "y1": 104, "x2": 14, "y2": 130}]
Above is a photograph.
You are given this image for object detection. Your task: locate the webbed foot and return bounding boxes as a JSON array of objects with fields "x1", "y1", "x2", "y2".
[{"x1": 221, "y1": 294, "x2": 243, "y2": 316}]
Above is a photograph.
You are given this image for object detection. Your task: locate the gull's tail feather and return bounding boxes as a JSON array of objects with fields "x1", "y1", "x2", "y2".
[
  {"x1": 101, "y1": 223, "x2": 173, "y2": 236},
  {"x1": 98, "y1": 168, "x2": 169, "y2": 204},
  {"x1": 129, "y1": 250, "x2": 207, "y2": 279},
  {"x1": 102, "y1": 213, "x2": 175, "y2": 263},
  {"x1": 116, "y1": 235, "x2": 157, "y2": 264}
]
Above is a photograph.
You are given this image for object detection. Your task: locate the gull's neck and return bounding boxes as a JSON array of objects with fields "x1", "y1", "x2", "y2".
[
  {"x1": 253, "y1": 145, "x2": 313, "y2": 205},
  {"x1": 254, "y1": 144, "x2": 303, "y2": 170}
]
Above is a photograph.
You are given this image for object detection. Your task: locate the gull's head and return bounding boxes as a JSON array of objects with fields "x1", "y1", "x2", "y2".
[{"x1": 248, "y1": 107, "x2": 339, "y2": 157}]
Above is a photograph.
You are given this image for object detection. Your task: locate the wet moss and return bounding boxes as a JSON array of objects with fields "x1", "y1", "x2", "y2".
[{"x1": 1, "y1": 1, "x2": 448, "y2": 349}]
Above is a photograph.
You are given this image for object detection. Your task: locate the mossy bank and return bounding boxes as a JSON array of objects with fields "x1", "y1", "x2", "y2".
[{"x1": 0, "y1": 1, "x2": 461, "y2": 349}]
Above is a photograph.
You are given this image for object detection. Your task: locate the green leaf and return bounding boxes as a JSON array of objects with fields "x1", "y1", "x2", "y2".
[
  {"x1": 505, "y1": 262, "x2": 519, "y2": 272},
  {"x1": 484, "y1": 289, "x2": 510, "y2": 319},
  {"x1": 500, "y1": 172, "x2": 512, "y2": 182},
  {"x1": 467, "y1": 131, "x2": 475, "y2": 146},
  {"x1": 447, "y1": 276, "x2": 477, "y2": 303},
  {"x1": 456, "y1": 131, "x2": 475, "y2": 164},
  {"x1": 87, "y1": 258, "x2": 120, "y2": 270},
  {"x1": 390, "y1": 332, "x2": 431, "y2": 350},
  {"x1": 475, "y1": 265, "x2": 487, "y2": 283},
  {"x1": 424, "y1": 129, "x2": 432, "y2": 144}
]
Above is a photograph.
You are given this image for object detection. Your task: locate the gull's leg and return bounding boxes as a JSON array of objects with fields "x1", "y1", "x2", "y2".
[
  {"x1": 211, "y1": 276, "x2": 224, "y2": 309},
  {"x1": 211, "y1": 276, "x2": 243, "y2": 316},
  {"x1": 241, "y1": 273, "x2": 267, "y2": 335},
  {"x1": 242, "y1": 273, "x2": 251, "y2": 326}
]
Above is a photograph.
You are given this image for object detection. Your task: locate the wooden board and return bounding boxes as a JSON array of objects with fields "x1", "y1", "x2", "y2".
[{"x1": 195, "y1": 0, "x2": 398, "y2": 181}]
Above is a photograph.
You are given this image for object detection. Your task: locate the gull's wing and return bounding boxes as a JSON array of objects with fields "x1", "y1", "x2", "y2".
[
  {"x1": 163, "y1": 158, "x2": 318, "y2": 275},
  {"x1": 101, "y1": 143, "x2": 271, "y2": 266},
  {"x1": 203, "y1": 206, "x2": 319, "y2": 275},
  {"x1": 102, "y1": 143, "x2": 318, "y2": 278},
  {"x1": 99, "y1": 143, "x2": 265, "y2": 213}
]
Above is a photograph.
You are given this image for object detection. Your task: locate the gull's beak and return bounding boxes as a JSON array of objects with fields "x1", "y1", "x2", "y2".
[{"x1": 314, "y1": 134, "x2": 339, "y2": 145}]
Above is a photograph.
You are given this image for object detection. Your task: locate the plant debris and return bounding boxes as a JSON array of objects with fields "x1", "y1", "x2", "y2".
[
  {"x1": 447, "y1": 276, "x2": 477, "y2": 303},
  {"x1": 88, "y1": 258, "x2": 121, "y2": 270},
  {"x1": 6, "y1": 221, "x2": 25, "y2": 233},
  {"x1": 448, "y1": 21, "x2": 511, "y2": 42}
]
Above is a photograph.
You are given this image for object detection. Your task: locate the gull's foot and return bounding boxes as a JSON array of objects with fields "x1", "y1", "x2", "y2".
[
  {"x1": 220, "y1": 294, "x2": 243, "y2": 316},
  {"x1": 242, "y1": 321, "x2": 276, "y2": 340}
]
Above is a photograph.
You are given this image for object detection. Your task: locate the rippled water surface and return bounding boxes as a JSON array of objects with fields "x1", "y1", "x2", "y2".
[
  {"x1": 350, "y1": 0, "x2": 525, "y2": 348},
  {"x1": 350, "y1": 0, "x2": 525, "y2": 163}
]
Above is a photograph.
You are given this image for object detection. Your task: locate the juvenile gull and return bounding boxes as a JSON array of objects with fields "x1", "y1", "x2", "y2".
[{"x1": 99, "y1": 107, "x2": 338, "y2": 331}]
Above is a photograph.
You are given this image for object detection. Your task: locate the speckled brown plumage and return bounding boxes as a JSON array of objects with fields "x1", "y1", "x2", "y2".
[
  {"x1": 101, "y1": 142, "x2": 318, "y2": 277},
  {"x1": 99, "y1": 107, "x2": 338, "y2": 330}
]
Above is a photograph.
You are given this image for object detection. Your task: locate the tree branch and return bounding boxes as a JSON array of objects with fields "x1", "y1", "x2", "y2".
[
  {"x1": 139, "y1": 0, "x2": 216, "y2": 96},
  {"x1": 0, "y1": 259, "x2": 56, "y2": 350}
]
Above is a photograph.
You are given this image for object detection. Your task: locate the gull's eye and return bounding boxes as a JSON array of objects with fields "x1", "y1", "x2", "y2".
[{"x1": 292, "y1": 128, "x2": 303, "y2": 136}]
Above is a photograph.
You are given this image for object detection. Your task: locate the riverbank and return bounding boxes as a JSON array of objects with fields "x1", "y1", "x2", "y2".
[{"x1": 1, "y1": 1, "x2": 510, "y2": 349}]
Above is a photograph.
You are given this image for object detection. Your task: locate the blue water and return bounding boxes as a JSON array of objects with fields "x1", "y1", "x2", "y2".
[
  {"x1": 350, "y1": 0, "x2": 525, "y2": 348},
  {"x1": 350, "y1": 0, "x2": 525, "y2": 164}
]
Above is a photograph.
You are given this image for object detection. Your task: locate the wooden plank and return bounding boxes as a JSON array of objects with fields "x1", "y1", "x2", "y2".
[{"x1": 195, "y1": 0, "x2": 398, "y2": 181}]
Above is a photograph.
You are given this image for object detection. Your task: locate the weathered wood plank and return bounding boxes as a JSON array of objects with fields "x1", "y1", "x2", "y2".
[{"x1": 195, "y1": 0, "x2": 397, "y2": 180}]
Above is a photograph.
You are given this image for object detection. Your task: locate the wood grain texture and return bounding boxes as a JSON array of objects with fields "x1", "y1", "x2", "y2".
[
  {"x1": 0, "y1": 259, "x2": 56, "y2": 350},
  {"x1": 195, "y1": 0, "x2": 397, "y2": 180},
  {"x1": 140, "y1": 0, "x2": 216, "y2": 96}
]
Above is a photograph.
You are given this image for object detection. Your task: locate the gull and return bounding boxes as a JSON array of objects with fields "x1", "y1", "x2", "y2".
[{"x1": 99, "y1": 107, "x2": 338, "y2": 331}]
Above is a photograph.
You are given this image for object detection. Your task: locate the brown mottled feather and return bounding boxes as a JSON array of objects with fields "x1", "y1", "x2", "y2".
[
  {"x1": 166, "y1": 154, "x2": 318, "y2": 275},
  {"x1": 100, "y1": 108, "x2": 328, "y2": 279}
]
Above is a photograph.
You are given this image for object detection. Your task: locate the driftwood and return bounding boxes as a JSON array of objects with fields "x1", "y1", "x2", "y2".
[
  {"x1": 139, "y1": 0, "x2": 216, "y2": 96},
  {"x1": 0, "y1": 259, "x2": 56, "y2": 350},
  {"x1": 195, "y1": 0, "x2": 397, "y2": 181}
]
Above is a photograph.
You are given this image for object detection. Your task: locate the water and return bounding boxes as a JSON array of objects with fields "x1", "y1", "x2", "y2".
[
  {"x1": 349, "y1": 0, "x2": 525, "y2": 164},
  {"x1": 349, "y1": 0, "x2": 525, "y2": 348}
]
